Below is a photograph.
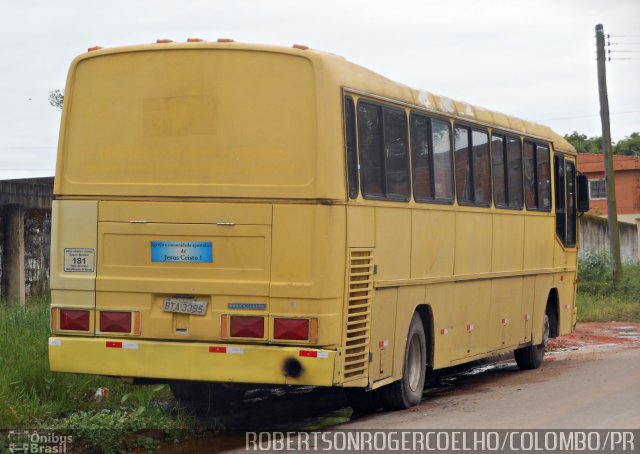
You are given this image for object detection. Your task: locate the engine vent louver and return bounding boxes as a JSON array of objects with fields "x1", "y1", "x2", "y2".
[{"x1": 343, "y1": 249, "x2": 373, "y2": 381}]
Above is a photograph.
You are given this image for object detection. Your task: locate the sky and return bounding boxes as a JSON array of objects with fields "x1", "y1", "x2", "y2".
[{"x1": 0, "y1": 0, "x2": 639, "y2": 180}]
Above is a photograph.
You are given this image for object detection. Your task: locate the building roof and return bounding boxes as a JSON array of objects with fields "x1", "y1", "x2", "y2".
[{"x1": 577, "y1": 154, "x2": 640, "y2": 173}]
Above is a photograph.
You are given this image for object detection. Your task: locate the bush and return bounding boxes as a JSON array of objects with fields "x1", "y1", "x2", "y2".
[
  {"x1": 578, "y1": 249, "x2": 613, "y2": 295},
  {"x1": 577, "y1": 250, "x2": 640, "y2": 322}
]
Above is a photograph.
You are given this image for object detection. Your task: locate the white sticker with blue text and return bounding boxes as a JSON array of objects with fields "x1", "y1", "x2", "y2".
[{"x1": 151, "y1": 241, "x2": 213, "y2": 263}]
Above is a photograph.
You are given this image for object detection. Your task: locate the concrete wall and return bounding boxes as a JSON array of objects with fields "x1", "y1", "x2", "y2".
[
  {"x1": 579, "y1": 215, "x2": 639, "y2": 264},
  {"x1": 0, "y1": 207, "x2": 51, "y2": 298},
  {"x1": 0, "y1": 177, "x2": 53, "y2": 302}
]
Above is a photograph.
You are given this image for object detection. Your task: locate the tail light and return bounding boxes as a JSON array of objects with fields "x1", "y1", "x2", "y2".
[
  {"x1": 229, "y1": 316, "x2": 264, "y2": 338},
  {"x1": 100, "y1": 311, "x2": 132, "y2": 333},
  {"x1": 274, "y1": 318, "x2": 309, "y2": 341},
  {"x1": 59, "y1": 309, "x2": 90, "y2": 331}
]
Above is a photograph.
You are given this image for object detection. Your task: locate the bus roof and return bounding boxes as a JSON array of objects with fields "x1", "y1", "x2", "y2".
[{"x1": 75, "y1": 41, "x2": 576, "y2": 155}]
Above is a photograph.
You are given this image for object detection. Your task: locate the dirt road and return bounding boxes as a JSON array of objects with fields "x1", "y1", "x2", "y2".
[
  {"x1": 161, "y1": 322, "x2": 640, "y2": 452},
  {"x1": 343, "y1": 323, "x2": 640, "y2": 430}
]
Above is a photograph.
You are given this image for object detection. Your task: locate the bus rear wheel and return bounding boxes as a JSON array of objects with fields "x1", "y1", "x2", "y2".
[
  {"x1": 515, "y1": 313, "x2": 549, "y2": 370},
  {"x1": 381, "y1": 312, "x2": 427, "y2": 410}
]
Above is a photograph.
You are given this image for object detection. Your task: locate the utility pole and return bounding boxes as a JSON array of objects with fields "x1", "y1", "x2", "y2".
[{"x1": 595, "y1": 23, "x2": 623, "y2": 284}]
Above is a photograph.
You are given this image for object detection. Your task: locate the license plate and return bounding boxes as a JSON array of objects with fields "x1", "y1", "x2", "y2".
[{"x1": 162, "y1": 298, "x2": 208, "y2": 316}]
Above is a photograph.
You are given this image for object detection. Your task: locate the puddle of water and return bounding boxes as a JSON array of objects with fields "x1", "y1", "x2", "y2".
[{"x1": 459, "y1": 360, "x2": 515, "y2": 376}]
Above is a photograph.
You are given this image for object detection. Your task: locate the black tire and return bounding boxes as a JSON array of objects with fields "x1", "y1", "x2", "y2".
[
  {"x1": 381, "y1": 312, "x2": 427, "y2": 410},
  {"x1": 515, "y1": 313, "x2": 549, "y2": 370},
  {"x1": 170, "y1": 381, "x2": 244, "y2": 415}
]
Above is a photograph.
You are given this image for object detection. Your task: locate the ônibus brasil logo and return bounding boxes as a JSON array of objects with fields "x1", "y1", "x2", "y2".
[{"x1": 7, "y1": 430, "x2": 73, "y2": 453}]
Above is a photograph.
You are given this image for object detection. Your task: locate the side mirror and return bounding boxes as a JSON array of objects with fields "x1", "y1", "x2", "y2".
[{"x1": 577, "y1": 174, "x2": 590, "y2": 213}]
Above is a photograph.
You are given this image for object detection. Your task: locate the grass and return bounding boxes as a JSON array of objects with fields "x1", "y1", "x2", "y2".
[
  {"x1": 0, "y1": 254, "x2": 636, "y2": 449},
  {"x1": 0, "y1": 295, "x2": 194, "y2": 452},
  {"x1": 577, "y1": 293, "x2": 640, "y2": 322},
  {"x1": 576, "y1": 250, "x2": 640, "y2": 323}
]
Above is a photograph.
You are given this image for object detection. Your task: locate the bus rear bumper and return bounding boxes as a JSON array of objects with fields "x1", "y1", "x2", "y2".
[{"x1": 48, "y1": 337, "x2": 338, "y2": 386}]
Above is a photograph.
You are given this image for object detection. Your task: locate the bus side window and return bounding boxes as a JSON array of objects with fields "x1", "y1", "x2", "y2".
[
  {"x1": 536, "y1": 145, "x2": 552, "y2": 210},
  {"x1": 507, "y1": 137, "x2": 523, "y2": 208},
  {"x1": 410, "y1": 113, "x2": 434, "y2": 201},
  {"x1": 566, "y1": 160, "x2": 577, "y2": 247},
  {"x1": 492, "y1": 134, "x2": 506, "y2": 206},
  {"x1": 357, "y1": 102, "x2": 385, "y2": 197},
  {"x1": 523, "y1": 141, "x2": 536, "y2": 209},
  {"x1": 455, "y1": 125, "x2": 490, "y2": 206},
  {"x1": 472, "y1": 130, "x2": 491, "y2": 205},
  {"x1": 432, "y1": 119, "x2": 454, "y2": 201},
  {"x1": 554, "y1": 155, "x2": 566, "y2": 244},
  {"x1": 344, "y1": 96, "x2": 359, "y2": 199},
  {"x1": 455, "y1": 126, "x2": 472, "y2": 203},
  {"x1": 383, "y1": 108, "x2": 410, "y2": 199},
  {"x1": 411, "y1": 114, "x2": 453, "y2": 204}
]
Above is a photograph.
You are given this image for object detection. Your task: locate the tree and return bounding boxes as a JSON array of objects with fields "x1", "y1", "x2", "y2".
[
  {"x1": 613, "y1": 132, "x2": 640, "y2": 156},
  {"x1": 563, "y1": 131, "x2": 602, "y2": 154},
  {"x1": 49, "y1": 89, "x2": 64, "y2": 110}
]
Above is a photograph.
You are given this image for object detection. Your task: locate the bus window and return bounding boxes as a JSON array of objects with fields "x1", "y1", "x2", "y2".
[
  {"x1": 357, "y1": 102, "x2": 384, "y2": 197},
  {"x1": 566, "y1": 160, "x2": 577, "y2": 247},
  {"x1": 411, "y1": 114, "x2": 453, "y2": 203},
  {"x1": 554, "y1": 155, "x2": 566, "y2": 244},
  {"x1": 357, "y1": 101, "x2": 409, "y2": 200},
  {"x1": 494, "y1": 135, "x2": 524, "y2": 209},
  {"x1": 455, "y1": 126, "x2": 471, "y2": 203},
  {"x1": 524, "y1": 141, "x2": 551, "y2": 211},
  {"x1": 383, "y1": 108, "x2": 410, "y2": 199},
  {"x1": 537, "y1": 145, "x2": 551, "y2": 210},
  {"x1": 344, "y1": 96, "x2": 359, "y2": 199},
  {"x1": 492, "y1": 134, "x2": 506, "y2": 206},
  {"x1": 524, "y1": 141, "x2": 536, "y2": 209},
  {"x1": 472, "y1": 130, "x2": 491, "y2": 205},
  {"x1": 432, "y1": 119, "x2": 454, "y2": 201},
  {"x1": 410, "y1": 113, "x2": 434, "y2": 201},
  {"x1": 507, "y1": 137, "x2": 523, "y2": 208},
  {"x1": 455, "y1": 125, "x2": 490, "y2": 206}
]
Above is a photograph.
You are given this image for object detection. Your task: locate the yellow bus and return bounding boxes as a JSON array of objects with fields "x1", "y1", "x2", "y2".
[{"x1": 49, "y1": 41, "x2": 588, "y2": 410}]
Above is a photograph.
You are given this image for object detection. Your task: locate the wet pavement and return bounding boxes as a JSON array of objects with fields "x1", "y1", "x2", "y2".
[{"x1": 157, "y1": 322, "x2": 640, "y2": 452}]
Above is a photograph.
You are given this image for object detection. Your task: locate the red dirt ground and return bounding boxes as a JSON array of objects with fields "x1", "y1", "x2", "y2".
[{"x1": 547, "y1": 322, "x2": 640, "y2": 351}]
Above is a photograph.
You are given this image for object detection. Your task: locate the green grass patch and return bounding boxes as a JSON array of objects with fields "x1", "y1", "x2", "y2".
[
  {"x1": 577, "y1": 293, "x2": 640, "y2": 322},
  {"x1": 577, "y1": 250, "x2": 640, "y2": 322},
  {"x1": 0, "y1": 295, "x2": 194, "y2": 452}
]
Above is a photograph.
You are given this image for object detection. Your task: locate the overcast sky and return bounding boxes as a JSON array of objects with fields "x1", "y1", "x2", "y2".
[{"x1": 1, "y1": 0, "x2": 638, "y2": 180}]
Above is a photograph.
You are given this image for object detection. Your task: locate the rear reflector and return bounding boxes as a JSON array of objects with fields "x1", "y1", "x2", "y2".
[
  {"x1": 59, "y1": 309, "x2": 90, "y2": 331},
  {"x1": 230, "y1": 316, "x2": 264, "y2": 338},
  {"x1": 274, "y1": 318, "x2": 309, "y2": 341},
  {"x1": 209, "y1": 345, "x2": 244, "y2": 354},
  {"x1": 100, "y1": 311, "x2": 132, "y2": 333},
  {"x1": 299, "y1": 350, "x2": 329, "y2": 358},
  {"x1": 50, "y1": 308, "x2": 59, "y2": 332}
]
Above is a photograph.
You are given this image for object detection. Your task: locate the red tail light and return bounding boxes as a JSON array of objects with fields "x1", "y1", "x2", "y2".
[
  {"x1": 274, "y1": 318, "x2": 309, "y2": 341},
  {"x1": 59, "y1": 309, "x2": 90, "y2": 331},
  {"x1": 100, "y1": 311, "x2": 132, "y2": 333},
  {"x1": 230, "y1": 316, "x2": 264, "y2": 338}
]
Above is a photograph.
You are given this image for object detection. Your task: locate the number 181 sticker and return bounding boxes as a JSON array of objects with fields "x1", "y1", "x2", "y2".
[{"x1": 64, "y1": 248, "x2": 95, "y2": 272}]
